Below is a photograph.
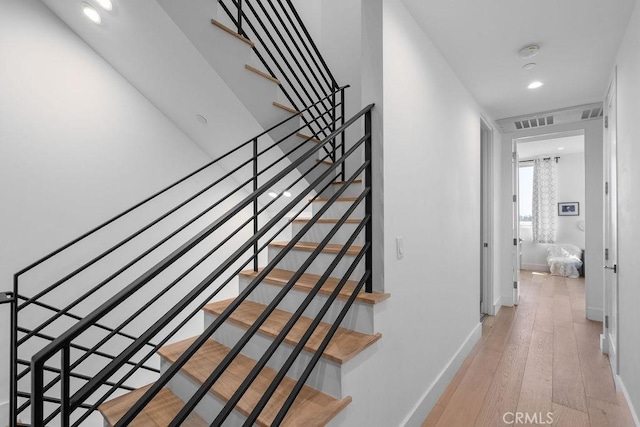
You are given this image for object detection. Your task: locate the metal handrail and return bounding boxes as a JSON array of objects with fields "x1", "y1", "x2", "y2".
[{"x1": 27, "y1": 104, "x2": 372, "y2": 426}]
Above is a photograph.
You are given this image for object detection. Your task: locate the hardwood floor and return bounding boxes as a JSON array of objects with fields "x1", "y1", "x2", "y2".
[{"x1": 423, "y1": 271, "x2": 636, "y2": 427}]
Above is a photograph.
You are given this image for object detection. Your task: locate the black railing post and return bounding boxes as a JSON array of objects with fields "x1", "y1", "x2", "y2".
[
  {"x1": 61, "y1": 345, "x2": 71, "y2": 427},
  {"x1": 31, "y1": 360, "x2": 45, "y2": 426},
  {"x1": 237, "y1": 0, "x2": 243, "y2": 34},
  {"x1": 340, "y1": 86, "x2": 346, "y2": 181},
  {"x1": 331, "y1": 87, "x2": 337, "y2": 163},
  {"x1": 364, "y1": 108, "x2": 373, "y2": 293},
  {"x1": 253, "y1": 137, "x2": 259, "y2": 272},
  {"x1": 10, "y1": 276, "x2": 18, "y2": 427}
]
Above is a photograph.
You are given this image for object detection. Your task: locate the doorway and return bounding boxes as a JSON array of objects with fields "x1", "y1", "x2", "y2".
[
  {"x1": 512, "y1": 131, "x2": 587, "y2": 305},
  {"x1": 480, "y1": 119, "x2": 494, "y2": 317}
]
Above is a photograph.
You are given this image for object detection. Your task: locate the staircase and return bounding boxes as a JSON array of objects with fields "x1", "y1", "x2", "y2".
[
  {"x1": 97, "y1": 178, "x2": 387, "y2": 425},
  {"x1": 5, "y1": 1, "x2": 386, "y2": 426}
]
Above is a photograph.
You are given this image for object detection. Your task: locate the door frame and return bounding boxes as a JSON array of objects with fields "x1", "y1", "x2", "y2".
[
  {"x1": 511, "y1": 139, "x2": 521, "y2": 305},
  {"x1": 480, "y1": 117, "x2": 495, "y2": 315},
  {"x1": 603, "y1": 69, "x2": 619, "y2": 374}
]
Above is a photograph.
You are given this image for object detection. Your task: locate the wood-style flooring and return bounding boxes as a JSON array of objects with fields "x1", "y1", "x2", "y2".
[{"x1": 423, "y1": 271, "x2": 636, "y2": 427}]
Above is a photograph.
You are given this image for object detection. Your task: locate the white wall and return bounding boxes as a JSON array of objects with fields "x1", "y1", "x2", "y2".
[
  {"x1": 501, "y1": 120, "x2": 603, "y2": 321},
  {"x1": 611, "y1": 1, "x2": 640, "y2": 422},
  {"x1": 0, "y1": 1, "x2": 249, "y2": 423},
  {"x1": 337, "y1": 0, "x2": 502, "y2": 424},
  {"x1": 520, "y1": 152, "x2": 586, "y2": 271}
]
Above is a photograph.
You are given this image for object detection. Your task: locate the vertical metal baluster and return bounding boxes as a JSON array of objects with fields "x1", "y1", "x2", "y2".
[
  {"x1": 61, "y1": 346, "x2": 71, "y2": 427},
  {"x1": 10, "y1": 276, "x2": 17, "y2": 427},
  {"x1": 365, "y1": 109, "x2": 373, "y2": 293},
  {"x1": 31, "y1": 359, "x2": 45, "y2": 426},
  {"x1": 331, "y1": 88, "x2": 337, "y2": 163},
  {"x1": 237, "y1": 0, "x2": 243, "y2": 34},
  {"x1": 253, "y1": 138, "x2": 259, "y2": 272},
  {"x1": 340, "y1": 86, "x2": 346, "y2": 181}
]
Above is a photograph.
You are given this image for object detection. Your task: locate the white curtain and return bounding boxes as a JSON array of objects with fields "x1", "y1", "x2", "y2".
[{"x1": 532, "y1": 158, "x2": 557, "y2": 243}]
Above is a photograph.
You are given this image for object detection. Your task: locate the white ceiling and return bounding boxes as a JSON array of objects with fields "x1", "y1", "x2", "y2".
[
  {"x1": 401, "y1": 0, "x2": 637, "y2": 119},
  {"x1": 518, "y1": 134, "x2": 584, "y2": 159}
]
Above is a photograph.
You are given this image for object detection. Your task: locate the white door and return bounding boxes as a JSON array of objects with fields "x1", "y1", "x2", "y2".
[
  {"x1": 603, "y1": 72, "x2": 619, "y2": 374},
  {"x1": 512, "y1": 140, "x2": 521, "y2": 305}
]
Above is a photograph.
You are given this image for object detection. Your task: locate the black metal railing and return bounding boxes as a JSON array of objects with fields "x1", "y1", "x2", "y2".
[
  {"x1": 9, "y1": 100, "x2": 372, "y2": 426},
  {"x1": 218, "y1": 0, "x2": 347, "y2": 179},
  {"x1": 6, "y1": 86, "x2": 340, "y2": 424}
]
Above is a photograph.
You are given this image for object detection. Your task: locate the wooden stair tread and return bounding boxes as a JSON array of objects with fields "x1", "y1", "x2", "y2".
[
  {"x1": 273, "y1": 101, "x2": 301, "y2": 114},
  {"x1": 204, "y1": 299, "x2": 381, "y2": 364},
  {"x1": 312, "y1": 196, "x2": 359, "y2": 202},
  {"x1": 245, "y1": 64, "x2": 280, "y2": 84},
  {"x1": 316, "y1": 159, "x2": 334, "y2": 166},
  {"x1": 331, "y1": 179, "x2": 362, "y2": 186},
  {"x1": 292, "y1": 218, "x2": 362, "y2": 224},
  {"x1": 296, "y1": 133, "x2": 322, "y2": 144},
  {"x1": 239, "y1": 268, "x2": 390, "y2": 305},
  {"x1": 210, "y1": 20, "x2": 255, "y2": 47},
  {"x1": 158, "y1": 337, "x2": 351, "y2": 426},
  {"x1": 99, "y1": 385, "x2": 207, "y2": 427},
  {"x1": 269, "y1": 241, "x2": 362, "y2": 256}
]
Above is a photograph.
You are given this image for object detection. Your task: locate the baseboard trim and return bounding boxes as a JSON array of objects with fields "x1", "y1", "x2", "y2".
[
  {"x1": 0, "y1": 400, "x2": 8, "y2": 426},
  {"x1": 587, "y1": 307, "x2": 603, "y2": 322},
  {"x1": 494, "y1": 296, "x2": 512, "y2": 313},
  {"x1": 521, "y1": 263, "x2": 549, "y2": 272},
  {"x1": 616, "y1": 375, "x2": 640, "y2": 427},
  {"x1": 400, "y1": 322, "x2": 483, "y2": 427}
]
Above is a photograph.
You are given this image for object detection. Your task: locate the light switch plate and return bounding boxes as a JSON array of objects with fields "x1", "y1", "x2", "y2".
[{"x1": 396, "y1": 237, "x2": 404, "y2": 259}]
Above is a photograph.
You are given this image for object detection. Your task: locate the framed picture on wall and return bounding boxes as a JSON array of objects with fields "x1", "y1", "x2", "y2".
[{"x1": 558, "y1": 202, "x2": 580, "y2": 216}]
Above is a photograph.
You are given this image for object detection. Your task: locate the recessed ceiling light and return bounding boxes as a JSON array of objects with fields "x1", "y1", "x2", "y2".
[
  {"x1": 558, "y1": 147, "x2": 565, "y2": 150},
  {"x1": 95, "y1": 0, "x2": 113, "y2": 11},
  {"x1": 523, "y1": 63, "x2": 536, "y2": 71},
  {"x1": 518, "y1": 45, "x2": 540, "y2": 59},
  {"x1": 268, "y1": 191, "x2": 278, "y2": 198},
  {"x1": 528, "y1": 81, "x2": 544, "y2": 89},
  {"x1": 82, "y1": 3, "x2": 102, "y2": 24},
  {"x1": 283, "y1": 191, "x2": 292, "y2": 198},
  {"x1": 196, "y1": 114, "x2": 208, "y2": 125}
]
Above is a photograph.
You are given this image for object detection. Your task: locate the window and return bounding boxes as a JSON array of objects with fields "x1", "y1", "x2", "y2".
[{"x1": 519, "y1": 164, "x2": 533, "y2": 224}]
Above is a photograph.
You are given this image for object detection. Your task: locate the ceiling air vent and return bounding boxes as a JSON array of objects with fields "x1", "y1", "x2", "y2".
[
  {"x1": 497, "y1": 102, "x2": 602, "y2": 133},
  {"x1": 514, "y1": 116, "x2": 553, "y2": 130},
  {"x1": 581, "y1": 107, "x2": 603, "y2": 120}
]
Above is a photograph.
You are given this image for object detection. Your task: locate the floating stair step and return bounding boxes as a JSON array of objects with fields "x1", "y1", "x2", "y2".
[
  {"x1": 312, "y1": 197, "x2": 359, "y2": 203},
  {"x1": 245, "y1": 64, "x2": 280, "y2": 84},
  {"x1": 269, "y1": 241, "x2": 362, "y2": 257},
  {"x1": 99, "y1": 385, "x2": 207, "y2": 427},
  {"x1": 296, "y1": 133, "x2": 322, "y2": 144},
  {"x1": 159, "y1": 337, "x2": 351, "y2": 426},
  {"x1": 273, "y1": 101, "x2": 300, "y2": 114},
  {"x1": 239, "y1": 268, "x2": 390, "y2": 305},
  {"x1": 204, "y1": 299, "x2": 381, "y2": 364},
  {"x1": 316, "y1": 159, "x2": 334, "y2": 166},
  {"x1": 210, "y1": 19, "x2": 255, "y2": 47},
  {"x1": 332, "y1": 179, "x2": 363, "y2": 186}
]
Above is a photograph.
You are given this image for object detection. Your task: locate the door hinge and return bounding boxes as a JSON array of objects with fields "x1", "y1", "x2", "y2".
[
  {"x1": 0, "y1": 291, "x2": 14, "y2": 305},
  {"x1": 513, "y1": 194, "x2": 517, "y2": 202},
  {"x1": 513, "y1": 238, "x2": 518, "y2": 246},
  {"x1": 605, "y1": 248, "x2": 609, "y2": 261},
  {"x1": 484, "y1": 243, "x2": 489, "y2": 248},
  {"x1": 513, "y1": 281, "x2": 518, "y2": 289},
  {"x1": 605, "y1": 116, "x2": 609, "y2": 129},
  {"x1": 512, "y1": 152, "x2": 517, "y2": 160},
  {"x1": 605, "y1": 315, "x2": 609, "y2": 329},
  {"x1": 605, "y1": 182, "x2": 609, "y2": 195}
]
